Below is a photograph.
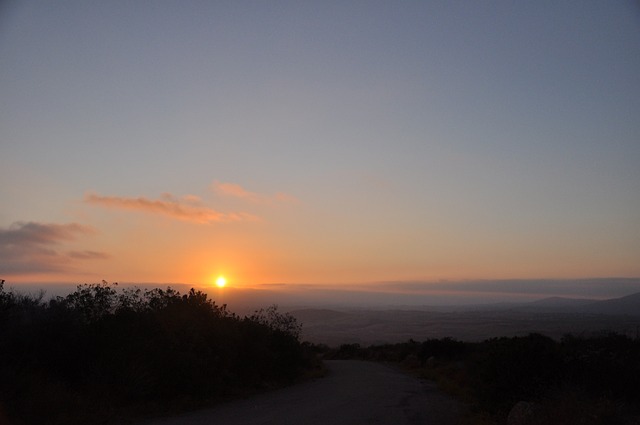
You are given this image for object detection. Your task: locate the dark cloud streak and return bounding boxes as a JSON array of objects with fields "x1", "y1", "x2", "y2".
[
  {"x1": 0, "y1": 222, "x2": 94, "y2": 245},
  {"x1": 67, "y1": 250, "x2": 111, "y2": 260},
  {"x1": 0, "y1": 221, "x2": 107, "y2": 275}
]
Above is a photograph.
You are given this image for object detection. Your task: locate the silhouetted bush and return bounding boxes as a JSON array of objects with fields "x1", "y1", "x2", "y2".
[
  {"x1": 330, "y1": 343, "x2": 365, "y2": 359},
  {"x1": 469, "y1": 334, "x2": 563, "y2": 414},
  {"x1": 419, "y1": 337, "x2": 468, "y2": 362},
  {"x1": 0, "y1": 281, "x2": 317, "y2": 425},
  {"x1": 560, "y1": 332, "x2": 640, "y2": 402},
  {"x1": 463, "y1": 333, "x2": 640, "y2": 422}
]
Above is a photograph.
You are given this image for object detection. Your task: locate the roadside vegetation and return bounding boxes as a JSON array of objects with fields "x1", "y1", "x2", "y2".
[
  {"x1": 325, "y1": 333, "x2": 640, "y2": 424},
  {"x1": 4, "y1": 278, "x2": 639, "y2": 425},
  {"x1": 0, "y1": 280, "x2": 321, "y2": 425}
]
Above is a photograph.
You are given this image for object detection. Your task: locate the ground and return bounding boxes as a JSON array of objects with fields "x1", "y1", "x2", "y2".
[{"x1": 144, "y1": 360, "x2": 463, "y2": 425}]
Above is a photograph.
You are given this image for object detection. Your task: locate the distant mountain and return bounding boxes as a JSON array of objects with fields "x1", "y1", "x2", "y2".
[
  {"x1": 527, "y1": 297, "x2": 597, "y2": 309},
  {"x1": 520, "y1": 292, "x2": 640, "y2": 316},
  {"x1": 580, "y1": 292, "x2": 640, "y2": 316}
]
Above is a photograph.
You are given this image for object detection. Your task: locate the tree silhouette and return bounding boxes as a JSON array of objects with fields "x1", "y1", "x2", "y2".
[{"x1": 0, "y1": 281, "x2": 316, "y2": 425}]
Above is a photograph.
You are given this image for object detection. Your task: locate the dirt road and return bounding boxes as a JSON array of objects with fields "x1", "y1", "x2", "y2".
[{"x1": 145, "y1": 360, "x2": 463, "y2": 425}]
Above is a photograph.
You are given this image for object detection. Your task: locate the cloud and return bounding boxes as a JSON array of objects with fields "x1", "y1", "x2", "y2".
[
  {"x1": 212, "y1": 181, "x2": 299, "y2": 205},
  {"x1": 0, "y1": 221, "x2": 94, "y2": 245},
  {"x1": 182, "y1": 194, "x2": 202, "y2": 203},
  {"x1": 85, "y1": 192, "x2": 259, "y2": 223},
  {"x1": 0, "y1": 222, "x2": 103, "y2": 275},
  {"x1": 213, "y1": 181, "x2": 261, "y2": 203},
  {"x1": 67, "y1": 250, "x2": 111, "y2": 260}
]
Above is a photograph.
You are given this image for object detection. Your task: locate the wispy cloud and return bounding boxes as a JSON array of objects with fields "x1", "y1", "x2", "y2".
[
  {"x1": 212, "y1": 181, "x2": 299, "y2": 205},
  {"x1": 0, "y1": 222, "x2": 108, "y2": 275},
  {"x1": 67, "y1": 250, "x2": 111, "y2": 260},
  {"x1": 213, "y1": 181, "x2": 262, "y2": 203},
  {"x1": 85, "y1": 192, "x2": 259, "y2": 223}
]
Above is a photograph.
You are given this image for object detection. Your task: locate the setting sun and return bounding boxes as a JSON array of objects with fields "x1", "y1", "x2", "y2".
[{"x1": 215, "y1": 276, "x2": 227, "y2": 288}]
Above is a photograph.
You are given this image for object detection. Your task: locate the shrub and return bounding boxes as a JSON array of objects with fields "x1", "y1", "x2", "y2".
[
  {"x1": 419, "y1": 337, "x2": 467, "y2": 362},
  {"x1": 0, "y1": 282, "x2": 313, "y2": 425},
  {"x1": 469, "y1": 333, "x2": 564, "y2": 413}
]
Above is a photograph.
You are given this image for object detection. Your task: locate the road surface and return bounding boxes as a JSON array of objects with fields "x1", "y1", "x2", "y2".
[{"x1": 145, "y1": 360, "x2": 463, "y2": 425}]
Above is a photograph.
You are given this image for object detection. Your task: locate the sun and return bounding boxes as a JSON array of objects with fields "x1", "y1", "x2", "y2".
[{"x1": 215, "y1": 276, "x2": 227, "y2": 288}]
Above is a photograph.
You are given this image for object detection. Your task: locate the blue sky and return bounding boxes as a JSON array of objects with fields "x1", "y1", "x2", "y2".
[{"x1": 1, "y1": 1, "x2": 639, "y2": 298}]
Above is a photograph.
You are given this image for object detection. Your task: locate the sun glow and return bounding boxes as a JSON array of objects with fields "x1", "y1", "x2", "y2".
[{"x1": 215, "y1": 276, "x2": 227, "y2": 288}]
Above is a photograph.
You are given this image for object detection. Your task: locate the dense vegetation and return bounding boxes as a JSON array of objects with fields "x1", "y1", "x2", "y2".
[
  {"x1": 327, "y1": 333, "x2": 640, "y2": 424},
  {"x1": 4, "y1": 279, "x2": 639, "y2": 425},
  {"x1": 0, "y1": 280, "x2": 319, "y2": 425}
]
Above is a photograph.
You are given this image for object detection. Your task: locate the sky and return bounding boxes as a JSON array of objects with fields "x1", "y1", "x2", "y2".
[{"x1": 1, "y1": 1, "x2": 639, "y2": 302}]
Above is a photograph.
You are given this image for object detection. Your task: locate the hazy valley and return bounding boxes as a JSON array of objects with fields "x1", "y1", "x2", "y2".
[{"x1": 288, "y1": 292, "x2": 640, "y2": 346}]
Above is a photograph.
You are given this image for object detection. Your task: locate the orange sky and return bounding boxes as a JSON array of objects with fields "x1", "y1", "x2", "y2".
[
  {"x1": 1, "y1": 2, "x2": 639, "y2": 298},
  {"x1": 3, "y1": 180, "x2": 637, "y2": 289}
]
